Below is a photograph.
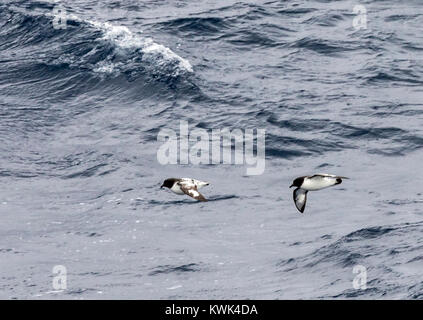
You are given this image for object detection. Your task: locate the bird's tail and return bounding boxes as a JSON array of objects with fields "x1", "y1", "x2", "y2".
[{"x1": 197, "y1": 181, "x2": 210, "y2": 188}]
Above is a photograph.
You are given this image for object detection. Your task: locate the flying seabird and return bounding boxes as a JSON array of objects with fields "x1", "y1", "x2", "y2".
[
  {"x1": 289, "y1": 174, "x2": 349, "y2": 213},
  {"x1": 161, "y1": 178, "x2": 210, "y2": 202}
]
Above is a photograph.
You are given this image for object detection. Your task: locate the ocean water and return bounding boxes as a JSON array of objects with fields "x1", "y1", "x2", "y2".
[{"x1": 0, "y1": 0, "x2": 422, "y2": 299}]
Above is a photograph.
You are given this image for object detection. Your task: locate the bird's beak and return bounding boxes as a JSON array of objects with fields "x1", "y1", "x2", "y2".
[
  {"x1": 160, "y1": 185, "x2": 164, "y2": 189},
  {"x1": 289, "y1": 184, "x2": 294, "y2": 188}
]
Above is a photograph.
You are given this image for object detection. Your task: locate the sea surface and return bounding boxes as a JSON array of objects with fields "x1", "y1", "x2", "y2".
[{"x1": 0, "y1": 0, "x2": 422, "y2": 299}]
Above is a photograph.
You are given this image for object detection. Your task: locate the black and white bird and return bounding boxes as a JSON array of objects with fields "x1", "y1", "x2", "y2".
[
  {"x1": 289, "y1": 174, "x2": 349, "y2": 213},
  {"x1": 160, "y1": 178, "x2": 210, "y2": 202}
]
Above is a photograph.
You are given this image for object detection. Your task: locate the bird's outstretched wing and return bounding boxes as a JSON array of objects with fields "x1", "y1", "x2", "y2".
[
  {"x1": 313, "y1": 173, "x2": 349, "y2": 179},
  {"x1": 179, "y1": 182, "x2": 208, "y2": 202},
  {"x1": 293, "y1": 188, "x2": 308, "y2": 213}
]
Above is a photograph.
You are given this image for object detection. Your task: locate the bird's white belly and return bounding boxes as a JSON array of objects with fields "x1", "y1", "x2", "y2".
[
  {"x1": 170, "y1": 184, "x2": 185, "y2": 195},
  {"x1": 302, "y1": 177, "x2": 335, "y2": 191}
]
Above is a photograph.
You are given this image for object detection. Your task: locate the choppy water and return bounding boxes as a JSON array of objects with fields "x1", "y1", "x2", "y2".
[{"x1": 1, "y1": 0, "x2": 422, "y2": 299}]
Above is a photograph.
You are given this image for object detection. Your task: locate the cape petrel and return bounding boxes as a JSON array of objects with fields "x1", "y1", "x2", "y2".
[
  {"x1": 289, "y1": 174, "x2": 349, "y2": 213},
  {"x1": 161, "y1": 178, "x2": 210, "y2": 202}
]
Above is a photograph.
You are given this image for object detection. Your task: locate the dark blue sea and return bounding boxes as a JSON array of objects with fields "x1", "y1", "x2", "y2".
[{"x1": 1, "y1": 0, "x2": 422, "y2": 299}]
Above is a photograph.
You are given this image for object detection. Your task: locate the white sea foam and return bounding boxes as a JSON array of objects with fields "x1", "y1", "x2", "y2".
[
  {"x1": 92, "y1": 60, "x2": 119, "y2": 74},
  {"x1": 89, "y1": 21, "x2": 193, "y2": 74}
]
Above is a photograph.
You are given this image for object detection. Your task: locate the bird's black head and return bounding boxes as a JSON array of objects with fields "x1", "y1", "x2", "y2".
[
  {"x1": 161, "y1": 178, "x2": 177, "y2": 189},
  {"x1": 290, "y1": 177, "x2": 305, "y2": 188}
]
